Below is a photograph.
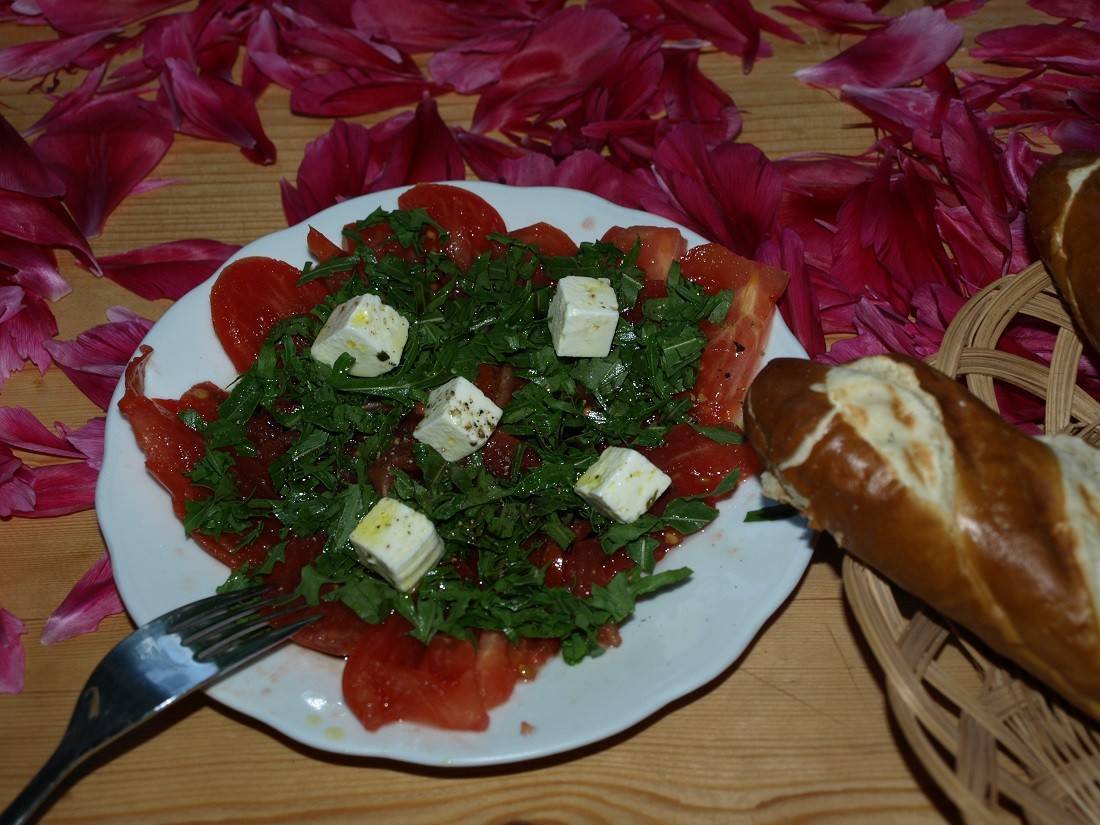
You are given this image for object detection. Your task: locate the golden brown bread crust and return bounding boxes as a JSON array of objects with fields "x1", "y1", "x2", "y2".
[
  {"x1": 745, "y1": 354, "x2": 1100, "y2": 717},
  {"x1": 1028, "y1": 152, "x2": 1100, "y2": 354}
]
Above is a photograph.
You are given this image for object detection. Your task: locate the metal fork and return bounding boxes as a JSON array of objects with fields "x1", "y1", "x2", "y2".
[{"x1": 1, "y1": 586, "x2": 319, "y2": 825}]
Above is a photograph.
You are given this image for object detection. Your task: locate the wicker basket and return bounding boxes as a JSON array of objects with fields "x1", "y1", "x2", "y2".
[{"x1": 841, "y1": 261, "x2": 1100, "y2": 825}]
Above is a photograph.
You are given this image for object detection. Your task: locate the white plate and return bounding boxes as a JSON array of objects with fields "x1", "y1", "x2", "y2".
[{"x1": 97, "y1": 181, "x2": 813, "y2": 766}]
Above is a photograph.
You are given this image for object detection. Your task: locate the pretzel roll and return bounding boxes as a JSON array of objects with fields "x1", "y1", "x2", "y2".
[
  {"x1": 744, "y1": 354, "x2": 1100, "y2": 717},
  {"x1": 1028, "y1": 152, "x2": 1100, "y2": 353}
]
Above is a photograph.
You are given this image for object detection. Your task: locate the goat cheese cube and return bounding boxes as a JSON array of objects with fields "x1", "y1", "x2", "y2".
[
  {"x1": 310, "y1": 292, "x2": 409, "y2": 377},
  {"x1": 548, "y1": 276, "x2": 619, "y2": 358},
  {"x1": 350, "y1": 497, "x2": 445, "y2": 592},
  {"x1": 575, "y1": 446, "x2": 672, "y2": 524},
  {"x1": 413, "y1": 376, "x2": 503, "y2": 462}
]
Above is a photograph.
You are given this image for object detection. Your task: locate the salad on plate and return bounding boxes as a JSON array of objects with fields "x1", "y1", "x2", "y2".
[{"x1": 116, "y1": 182, "x2": 789, "y2": 734}]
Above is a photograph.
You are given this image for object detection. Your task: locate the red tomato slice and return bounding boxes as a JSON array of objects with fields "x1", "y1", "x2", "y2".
[
  {"x1": 601, "y1": 225, "x2": 687, "y2": 282},
  {"x1": 509, "y1": 222, "x2": 578, "y2": 257},
  {"x1": 307, "y1": 226, "x2": 343, "y2": 263},
  {"x1": 210, "y1": 256, "x2": 333, "y2": 373},
  {"x1": 680, "y1": 243, "x2": 788, "y2": 428},
  {"x1": 475, "y1": 630, "x2": 520, "y2": 708},
  {"x1": 397, "y1": 183, "x2": 505, "y2": 271},
  {"x1": 642, "y1": 423, "x2": 760, "y2": 500},
  {"x1": 344, "y1": 616, "x2": 490, "y2": 731}
]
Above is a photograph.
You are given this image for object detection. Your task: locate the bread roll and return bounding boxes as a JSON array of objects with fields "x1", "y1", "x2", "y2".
[
  {"x1": 1028, "y1": 152, "x2": 1100, "y2": 354},
  {"x1": 744, "y1": 354, "x2": 1100, "y2": 717}
]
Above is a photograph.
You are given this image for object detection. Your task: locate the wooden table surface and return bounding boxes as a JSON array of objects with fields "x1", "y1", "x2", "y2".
[{"x1": 0, "y1": 4, "x2": 1043, "y2": 823}]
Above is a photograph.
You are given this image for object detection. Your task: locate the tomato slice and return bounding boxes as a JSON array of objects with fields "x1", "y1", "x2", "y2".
[
  {"x1": 210, "y1": 256, "x2": 333, "y2": 373},
  {"x1": 643, "y1": 423, "x2": 760, "y2": 500},
  {"x1": 601, "y1": 225, "x2": 687, "y2": 282},
  {"x1": 397, "y1": 183, "x2": 506, "y2": 271},
  {"x1": 343, "y1": 616, "x2": 490, "y2": 731},
  {"x1": 307, "y1": 226, "x2": 343, "y2": 263},
  {"x1": 509, "y1": 222, "x2": 578, "y2": 257},
  {"x1": 680, "y1": 243, "x2": 788, "y2": 427}
]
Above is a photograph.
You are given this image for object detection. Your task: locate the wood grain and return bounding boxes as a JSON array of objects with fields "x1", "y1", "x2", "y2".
[{"x1": 0, "y1": 4, "x2": 1043, "y2": 823}]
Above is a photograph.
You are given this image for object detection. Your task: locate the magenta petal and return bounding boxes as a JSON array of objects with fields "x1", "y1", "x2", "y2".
[
  {"x1": 470, "y1": 7, "x2": 631, "y2": 134},
  {"x1": 972, "y1": 25, "x2": 1100, "y2": 74},
  {"x1": 0, "y1": 607, "x2": 26, "y2": 694},
  {"x1": 1028, "y1": 0, "x2": 1100, "y2": 18},
  {"x1": 0, "y1": 113, "x2": 63, "y2": 198},
  {"x1": 42, "y1": 311, "x2": 153, "y2": 409},
  {"x1": 56, "y1": 417, "x2": 105, "y2": 470},
  {"x1": 282, "y1": 99, "x2": 463, "y2": 225},
  {"x1": 652, "y1": 123, "x2": 781, "y2": 256},
  {"x1": 840, "y1": 85, "x2": 941, "y2": 140},
  {"x1": 0, "y1": 28, "x2": 115, "y2": 81},
  {"x1": 90, "y1": 239, "x2": 239, "y2": 300},
  {"x1": 351, "y1": 0, "x2": 562, "y2": 51},
  {"x1": 0, "y1": 407, "x2": 82, "y2": 458},
  {"x1": 33, "y1": 96, "x2": 174, "y2": 238},
  {"x1": 161, "y1": 58, "x2": 276, "y2": 165},
  {"x1": 0, "y1": 446, "x2": 36, "y2": 518},
  {"x1": 940, "y1": 99, "x2": 1013, "y2": 259},
  {"x1": 429, "y1": 27, "x2": 532, "y2": 93},
  {"x1": 35, "y1": 0, "x2": 185, "y2": 34},
  {"x1": 796, "y1": 7, "x2": 962, "y2": 88},
  {"x1": 1051, "y1": 118, "x2": 1100, "y2": 152},
  {"x1": 657, "y1": 48, "x2": 741, "y2": 146},
  {"x1": 40, "y1": 553, "x2": 123, "y2": 645},
  {"x1": 0, "y1": 190, "x2": 98, "y2": 273},
  {"x1": 0, "y1": 298, "x2": 57, "y2": 385},
  {"x1": 289, "y1": 67, "x2": 438, "y2": 118},
  {"x1": 0, "y1": 237, "x2": 69, "y2": 302},
  {"x1": 23, "y1": 461, "x2": 97, "y2": 518}
]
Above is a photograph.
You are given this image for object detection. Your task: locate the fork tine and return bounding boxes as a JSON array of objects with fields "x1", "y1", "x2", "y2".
[
  {"x1": 189, "y1": 601, "x2": 316, "y2": 660},
  {"x1": 176, "y1": 591, "x2": 289, "y2": 645},
  {"x1": 199, "y1": 613, "x2": 320, "y2": 671},
  {"x1": 160, "y1": 584, "x2": 268, "y2": 631}
]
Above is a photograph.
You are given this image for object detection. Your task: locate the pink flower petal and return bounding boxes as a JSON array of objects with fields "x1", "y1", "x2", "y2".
[
  {"x1": 775, "y1": 0, "x2": 889, "y2": 35},
  {"x1": 429, "y1": 27, "x2": 533, "y2": 94},
  {"x1": 471, "y1": 7, "x2": 632, "y2": 134},
  {"x1": 840, "y1": 85, "x2": 942, "y2": 143},
  {"x1": 796, "y1": 8, "x2": 962, "y2": 88},
  {"x1": 281, "y1": 99, "x2": 463, "y2": 225},
  {"x1": 27, "y1": 62, "x2": 108, "y2": 134},
  {"x1": 940, "y1": 99, "x2": 1013, "y2": 260},
  {"x1": 0, "y1": 446, "x2": 36, "y2": 518},
  {"x1": 0, "y1": 28, "x2": 115, "y2": 81},
  {"x1": 652, "y1": 122, "x2": 781, "y2": 256},
  {"x1": 1050, "y1": 117, "x2": 1100, "y2": 152},
  {"x1": 42, "y1": 310, "x2": 153, "y2": 409},
  {"x1": 0, "y1": 406, "x2": 82, "y2": 458},
  {"x1": 40, "y1": 552, "x2": 123, "y2": 644},
  {"x1": 23, "y1": 461, "x2": 97, "y2": 518},
  {"x1": 759, "y1": 228, "x2": 825, "y2": 358},
  {"x1": 972, "y1": 25, "x2": 1100, "y2": 74},
  {"x1": 936, "y1": 204, "x2": 1004, "y2": 292},
  {"x1": 657, "y1": 48, "x2": 741, "y2": 146},
  {"x1": 34, "y1": 0, "x2": 185, "y2": 34},
  {"x1": 56, "y1": 417, "x2": 105, "y2": 470},
  {"x1": 0, "y1": 607, "x2": 26, "y2": 694},
  {"x1": 160, "y1": 57, "x2": 276, "y2": 165},
  {"x1": 0, "y1": 113, "x2": 63, "y2": 198},
  {"x1": 0, "y1": 237, "x2": 70, "y2": 302},
  {"x1": 0, "y1": 297, "x2": 57, "y2": 385},
  {"x1": 1027, "y1": 0, "x2": 1100, "y2": 20},
  {"x1": 86, "y1": 239, "x2": 239, "y2": 300},
  {"x1": 289, "y1": 66, "x2": 439, "y2": 118},
  {"x1": 33, "y1": 96, "x2": 175, "y2": 238},
  {"x1": 0, "y1": 190, "x2": 98, "y2": 273},
  {"x1": 351, "y1": 0, "x2": 562, "y2": 51}
]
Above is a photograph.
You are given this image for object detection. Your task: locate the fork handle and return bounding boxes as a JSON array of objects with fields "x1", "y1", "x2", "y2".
[{"x1": 1, "y1": 744, "x2": 84, "y2": 825}]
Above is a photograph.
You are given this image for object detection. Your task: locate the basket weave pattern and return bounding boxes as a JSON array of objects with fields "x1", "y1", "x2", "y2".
[{"x1": 842, "y1": 262, "x2": 1100, "y2": 825}]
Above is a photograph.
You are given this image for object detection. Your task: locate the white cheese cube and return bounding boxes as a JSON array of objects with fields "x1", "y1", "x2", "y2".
[
  {"x1": 413, "y1": 376, "x2": 503, "y2": 462},
  {"x1": 310, "y1": 292, "x2": 409, "y2": 377},
  {"x1": 350, "y1": 497, "x2": 445, "y2": 592},
  {"x1": 575, "y1": 446, "x2": 672, "y2": 523},
  {"x1": 548, "y1": 275, "x2": 619, "y2": 358}
]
